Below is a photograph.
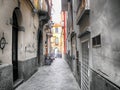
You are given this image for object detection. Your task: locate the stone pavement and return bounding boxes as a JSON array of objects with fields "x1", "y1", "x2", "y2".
[{"x1": 16, "y1": 58, "x2": 81, "y2": 90}]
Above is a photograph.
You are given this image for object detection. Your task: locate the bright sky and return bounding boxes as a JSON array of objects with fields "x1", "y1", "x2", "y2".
[{"x1": 52, "y1": 0, "x2": 61, "y2": 23}]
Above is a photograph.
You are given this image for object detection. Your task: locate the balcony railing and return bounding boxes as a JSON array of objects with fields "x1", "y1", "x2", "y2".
[{"x1": 76, "y1": 0, "x2": 90, "y2": 24}]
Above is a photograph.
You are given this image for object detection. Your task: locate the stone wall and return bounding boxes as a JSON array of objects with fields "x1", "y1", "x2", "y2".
[
  {"x1": 90, "y1": 69, "x2": 120, "y2": 90},
  {"x1": 19, "y1": 0, "x2": 39, "y2": 60},
  {"x1": 0, "y1": 0, "x2": 18, "y2": 64},
  {"x1": 0, "y1": 64, "x2": 13, "y2": 90},
  {"x1": 0, "y1": 0, "x2": 39, "y2": 63},
  {"x1": 18, "y1": 57, "x2": 38, "y2": 80}
]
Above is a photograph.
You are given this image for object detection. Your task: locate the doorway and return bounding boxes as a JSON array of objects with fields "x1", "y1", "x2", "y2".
[
  {"x1": 38, "y1": 30, "x2": 42, "y2": 65},
  {"x1": 12, "y1": 10, "x2": 19, "y2": 81},
  {"x1": 71, "y1": 36, "x2": 76, "y2": 75},
  {"x1": 81, "y1": 41, "x2": 89, "y2": 90},
  {"x1": 54, "y1": 48, "x2": 59, "y2": 58}
]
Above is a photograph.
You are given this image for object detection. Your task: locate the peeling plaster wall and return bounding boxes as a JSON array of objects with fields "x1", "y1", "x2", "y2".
[
  {"x1": 90, "y1": 0, "x2": 120, "y2": 87},
  {"x1": 0, "y1": 0, "x2": 39, "y2": 86},
  {"x1": 19, "y1": 0, "x2": 39, "y2": 61},
  {"x1": 0, "y1": 0, "x2": 18, "y2": 64},
  {"x1": 0, "y1": 0, "x2": 39, "y2": 64},
  {"x1": 0, "y1": 64, "x2": 13, "y2": 90}
]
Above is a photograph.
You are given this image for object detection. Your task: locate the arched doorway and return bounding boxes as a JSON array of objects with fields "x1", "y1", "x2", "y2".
[
  {"x1": 12, "y1": 9, "x2": 18, "y2": 81},
  {"x1": 54, "y1": 48, "x2": 59, "y2": 58},
  {"x1": 37, "y1": 30, "x2": 42, "y2": 66},
  {"x1": 12, "y1": 8, "x2": 22, "y2": 82}
]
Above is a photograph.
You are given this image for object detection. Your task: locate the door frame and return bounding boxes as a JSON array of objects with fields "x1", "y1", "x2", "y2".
[
  {"x1": 81, "y1": 40, "x2": 90, "y2": 90},
  {"x1": 12, "y1": 7, "x2": 22, "y2": 82},
  {"x1": 12, "y1": 9, "x2": 19, "y2": 82}
]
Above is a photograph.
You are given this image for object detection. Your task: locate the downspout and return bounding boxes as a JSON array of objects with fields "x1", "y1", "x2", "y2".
[
  {"x1": 63, "y1": 11, "x2": 66, "y2": 54},
  {"x1": 26, "y1": 0, "x2": 35, "y2": 9}
]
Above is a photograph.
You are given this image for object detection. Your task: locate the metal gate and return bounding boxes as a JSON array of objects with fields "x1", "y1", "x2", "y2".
[
  {"x1": 81, "y1": 41, "x2": 89, "y2": 90},
  {"x1": 71, "y1": 36, "x2": 76, "y2": 75}
]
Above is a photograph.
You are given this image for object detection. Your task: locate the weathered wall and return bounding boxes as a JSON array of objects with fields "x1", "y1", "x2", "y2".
[
  {"x1": 0, "y1": 0, "x2": 18, "y2": 64},
  {"x1": 72, "y1": 0, "x2": 83, "y2": 84},
  {"x1": 90, "y1": 70, "x2": 120, "y2": 90},
  {"x1": 18, "y1": 57, "x2": 38, "y2": 80},
  {"x1": 19, "y1": 0, "x2": 39, "y2": 61},
  {"x1": 0, "y1": 0, "x2": 39, "y2": 63},
  {"x1": 90, "y1": 0, "x2": 120, "y2": 87},
  {"x1": 78, "y1": 14, "x2": 90, "y2": 90},
  {"x1": 17, "y1": 0, "x2": 39, "y2": 82},
  {"x1": 40, "y1": 0, "x2": 48, "y2": 11},
  {"x1": 43, "y1": 26, "x2": 47, "y2": 55},
  {"x1": 0, "y1": 64, "x2": 13, "y2": 90},
  {"x1": 0, "y1": 0, "x2": 39, "y2": 88}
]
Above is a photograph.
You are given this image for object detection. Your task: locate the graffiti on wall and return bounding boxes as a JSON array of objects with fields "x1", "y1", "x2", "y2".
[
  {"x1": 25, "y1": 43, "x2": 36, "y2": 53},
  {"x1": 0, "y1": 32, "x2": 8, "y2": 53}
]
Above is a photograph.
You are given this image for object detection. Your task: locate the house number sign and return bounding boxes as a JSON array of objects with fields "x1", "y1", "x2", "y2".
[{"x1": 0, "y1": 33, "x2": 8, "y2": 53}]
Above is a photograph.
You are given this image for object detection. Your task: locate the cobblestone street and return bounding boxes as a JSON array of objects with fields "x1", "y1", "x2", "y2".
[{"x1": 16, "y1": 58, "x2": 80, "y2": 90}]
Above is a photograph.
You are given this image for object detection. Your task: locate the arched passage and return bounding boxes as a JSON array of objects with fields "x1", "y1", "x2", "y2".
[
  {"x1": 54, "y1": 47, "x2": 59, "y2": 58},
  {"x1": 12, "y1": 7, "x2": 22, "y2": 82},
  {"x1": 37, "y1": 30, "x2": 43, "y2": 66}
]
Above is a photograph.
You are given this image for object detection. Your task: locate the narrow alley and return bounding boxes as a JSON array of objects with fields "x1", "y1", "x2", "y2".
[
  {"x1": 16, "y1": 58, "x2": 80, "y2": 90},
  {"x1": 1, "y1": 0, "x2": 120, "y2": 90}
]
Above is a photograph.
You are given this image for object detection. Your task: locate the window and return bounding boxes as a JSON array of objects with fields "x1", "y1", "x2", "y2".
[
  {"x1": 92, "y1": 34, "x2": 101, "y2": 47},
  {"x1": 55, "y1": 28, "x2": 58, "y2": 33},
  {"x1": 55, "y1": 37, "x2": 59, "y2": 44}
]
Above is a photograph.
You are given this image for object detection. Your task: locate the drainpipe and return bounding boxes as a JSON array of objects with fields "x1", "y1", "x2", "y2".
[
  {"x1": 63, "y1": 11, "x2": 66, "y2": 54},
  {"x1": 26, "y1": 0, "x2": 35, "y2": 9}
]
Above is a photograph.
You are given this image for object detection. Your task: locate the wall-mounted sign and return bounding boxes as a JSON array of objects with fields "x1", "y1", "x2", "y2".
[{"x1": 0, "y1": 33, "x2": 8, "y2": 53}]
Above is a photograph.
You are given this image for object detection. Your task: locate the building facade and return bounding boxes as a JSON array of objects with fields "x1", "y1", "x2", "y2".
[
  {"x1": 50, "y1": 23, "x2": 63, "y2": 58},
  {"x1": 89, "y1": 0, "x2": 120, "y2": 90},
  {"x1": 63, "y1": 0, "x2": 120, "y2": 90},
  {"x1": 0, "y1": 0, "x2": 51, "y2": 89}
]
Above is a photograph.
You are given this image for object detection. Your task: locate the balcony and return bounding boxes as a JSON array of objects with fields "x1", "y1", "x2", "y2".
[
  {"x1": 76, "y1": 0, "x2": 90, "y2": 24},
  {"x1": 27, "y1": 0, "x2": 51, "y2": 23},
  {"x1": 29, "y1": 0, "x2": 48, "y2": 11}
]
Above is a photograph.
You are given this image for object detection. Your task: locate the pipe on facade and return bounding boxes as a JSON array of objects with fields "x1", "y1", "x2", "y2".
[{"x1": 26, "y1": 0, "x2": 35, "y2": 9}]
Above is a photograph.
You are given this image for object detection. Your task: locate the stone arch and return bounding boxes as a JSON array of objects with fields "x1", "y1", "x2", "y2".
[
  {"x1": 12, "y1": 7, "x2": 23, "y2": 82},
  {"x1": 13, "y1": 7, "x2": 23, "y2": 26},
  {"x1": 54, "y1": 47, "x2": 59, "y2": 57},
  {"x1": 37, "y1": 29, "x2": 43, "y2": 66}
]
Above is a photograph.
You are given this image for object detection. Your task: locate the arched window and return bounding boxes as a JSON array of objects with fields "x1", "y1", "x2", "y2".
[
  {"x1": 55, "y1": 37, "x2": 59, "y2": 44},
  {"x1": 55, "y1": 28, "x2": 58, "y2": 33}
]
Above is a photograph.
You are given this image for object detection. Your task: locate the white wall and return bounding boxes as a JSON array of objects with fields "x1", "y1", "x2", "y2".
[
  {"x1": 0, "y1": 0, "x2": 39, "y2": 64},
  {"x1": 0, "y1": 0, "x2": 18, "y2": 64},
  {"x1": 19, "y1": 0, "x2": 39, "y2": 61}
]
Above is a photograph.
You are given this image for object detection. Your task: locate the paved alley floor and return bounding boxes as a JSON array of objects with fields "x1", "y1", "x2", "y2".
[{"x1": 16, "y1": 58, "x2": 80, "y2": 90}]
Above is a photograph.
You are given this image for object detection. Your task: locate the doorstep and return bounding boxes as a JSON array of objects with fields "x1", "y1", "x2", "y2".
[{"x1": 13, "y1": 79, "x2": 24, "y2": 89}]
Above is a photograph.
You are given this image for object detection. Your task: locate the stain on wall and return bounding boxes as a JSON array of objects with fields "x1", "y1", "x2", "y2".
[{"x1": 90, "y1": 0, "x2": 120, "y2": 87}]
